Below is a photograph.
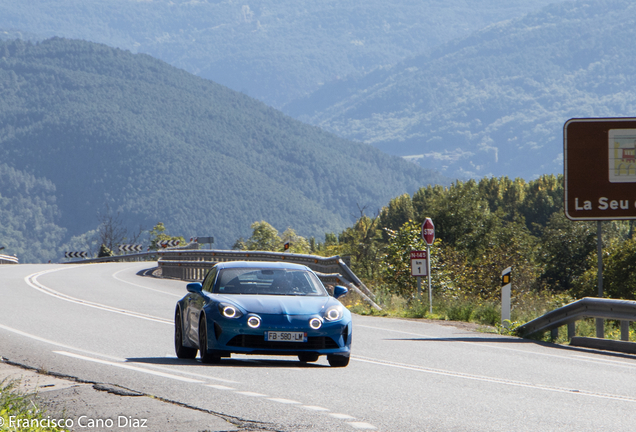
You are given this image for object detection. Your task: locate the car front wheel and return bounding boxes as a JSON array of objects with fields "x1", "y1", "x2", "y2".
[
  {"x1": 199, "y1": 316, "x2": 221, "y2": 364},
  {"x1": 327, "y1": 354, "x2": 350, "y2": 367},
  {"x1": 298, "y1": 353, "x2": 319, "y2": 363}
]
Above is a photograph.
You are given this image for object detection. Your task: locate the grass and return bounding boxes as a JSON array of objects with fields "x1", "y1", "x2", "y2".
[
  {"x1": 343, "y1": 286, "x2": 636, "y2": 346},
  {"x1": 546, "y1": 318, "x2": 636, "y2": 344},
  {"x1": 0, "y1": 378, "x2": 65, "y2": 431},
  {"x1": 341, "y1": 285, "x2": 574, "y2": 334}
]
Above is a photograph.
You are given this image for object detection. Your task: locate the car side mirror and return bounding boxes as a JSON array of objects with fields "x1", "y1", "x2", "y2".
[
  {"x1": 187, "y1": 282, "x2": 203, "y2": 293},
  {"x1": 333, "y1": 285, "x2": 348, "y2": 299}
]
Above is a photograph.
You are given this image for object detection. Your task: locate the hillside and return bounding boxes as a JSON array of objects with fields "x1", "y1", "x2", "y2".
[
  {"x1": 284, "y1": 0, "x2": 636, "y2": 179},
  {"x1": 0, "y1": 37, "x2": 448, "y2": 262},
  {"x1": 0, "y1": 0, "x2": 556, "y2": 108}
]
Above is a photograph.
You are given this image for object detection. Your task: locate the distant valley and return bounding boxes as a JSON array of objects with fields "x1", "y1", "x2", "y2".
[
  {"x1": 284, "y1": 0, "x2": 636, "y2": 179},
  {"x1": 0, "y1": 38, "x2": 446, "y2": 262}
]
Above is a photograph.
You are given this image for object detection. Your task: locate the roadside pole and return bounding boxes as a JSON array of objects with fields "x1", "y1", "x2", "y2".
[
  {"x1": 596, "y1": 220, "x2": 604, "y2": 338},
  {"x1": 427, "y1": 242, "x2": 432, "y2": 314},
  {"x1": 421, "y1": 218, "x2": 435, "y2": 314},
  {"x1": 501, "y1": 267, "x2": 512, "y2": 327}
]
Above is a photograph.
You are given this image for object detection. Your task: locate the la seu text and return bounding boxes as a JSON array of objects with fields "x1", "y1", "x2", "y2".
[{"x1": 575, "y1": 197, "x2": 634, "y2": 211}]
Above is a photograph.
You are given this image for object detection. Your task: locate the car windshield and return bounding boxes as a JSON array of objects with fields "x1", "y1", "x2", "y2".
[{"x1": 214, "y1": 268, "x2": 328, "y2": 296}]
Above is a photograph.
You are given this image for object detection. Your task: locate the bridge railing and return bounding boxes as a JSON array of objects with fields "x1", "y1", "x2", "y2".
[
  {"x1": 0, "y1": 254, "x2": 18, "y2": 264},
  {"x1": 516, "y1": 297, "x2": 636, "y2": 353}
]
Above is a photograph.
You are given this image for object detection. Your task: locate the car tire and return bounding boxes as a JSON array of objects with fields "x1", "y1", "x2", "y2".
[
  {"x1": 298, "y1": 353, "x2": 319, "y2": 363},
  {"x1": 175, "y1": 309, "x2": 197, "y2": 359},
  {"x1": 327, "y1": 354, "x2": 350, "y2": 367},
  {"x1": 199, "y1": 315, "x2": 221, "y2": 364}
]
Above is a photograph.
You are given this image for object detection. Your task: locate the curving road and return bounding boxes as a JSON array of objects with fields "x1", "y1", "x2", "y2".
[{"x1": 1, "y1": 263, "x2": 636, "y2": 431}]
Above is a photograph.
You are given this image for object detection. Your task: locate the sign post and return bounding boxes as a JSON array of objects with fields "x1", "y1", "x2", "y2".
[
  {"x1": 564, "y1": 118, "x2": 636, "y2": 338},
  {"x1": 196, "y1": 236, "x2": 215, "y2": 249},
  {"x1": 422, "y1": 218, "x2": 435, "y2": 314},
  {"x1": 501, "y1": 267, "x2": 512, "y2": 327},
  {"x1": 410, "y1": 251, "x2": 427, "y2": 297}
]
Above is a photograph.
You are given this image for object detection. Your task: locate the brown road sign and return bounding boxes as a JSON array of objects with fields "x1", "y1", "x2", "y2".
[{"x1": 564, "y1": 118, "x2": 636, "y2": 220}]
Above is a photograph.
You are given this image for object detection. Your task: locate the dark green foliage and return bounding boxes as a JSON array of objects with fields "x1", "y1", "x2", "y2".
[
  {"x1": 98, "y1": 244, "x2": 113, "y2": 257},
  {"x1": 537, "y1": 213, "x2": 597, "y2": 292},
  {"x1": 0, "y1": 163, "x2": 65, "y2": 262},
  {"x1": 0, "y1": 37, "x2": 448, "y2": 261},
  {"x1": 379, "y1": 194, "x2": 415, "y2": 234},
  {"x1": 601, "y1": 239, "x2": 636, "y2": 299}
]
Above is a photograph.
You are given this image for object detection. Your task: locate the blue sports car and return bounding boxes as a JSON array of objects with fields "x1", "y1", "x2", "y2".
[{"x1": 174, "y1": 261, "x2": 352, "y2": 367}]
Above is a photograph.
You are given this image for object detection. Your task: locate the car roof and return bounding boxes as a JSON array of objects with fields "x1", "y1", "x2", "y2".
[{"x1": 214, "y1": 261, "x2": 311, "y2": 271}]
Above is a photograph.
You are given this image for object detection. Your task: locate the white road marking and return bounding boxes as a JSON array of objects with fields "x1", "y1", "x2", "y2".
[
  {"x1": 302, "y1": 406, "x2": 330, "y2": 411},
  {"x1": 268, "y1": 398, "x2": 301, "y2": 404},
  {"x1": 53, "y1": 351, "x2": 204, "y2": 384},
  {"x1": 112, "y1": 267, "x2": 182, "y2": 298},
  {"x1": 352, "y1": 355, "x2": 636, "y2": 403},
  {"x1": 236, "y1": 391, "x2": 267, "y2": 397},
  {"x1": 329, "y1": 413, "x2": 356, "y2": 420},
  {"x1": 206, "y1": 384, "x2": 235, "y2": 390},
  {"x1": 0, "y1": 322, "x2": 127, "y2": 362},
  {"x1": 356, "y1": 324, "x2": 636, "y2": 368},
  {"x1": 348, "y1": 422, "x2": 377, "y2": 430},
  {"x1": 0, "y1": 322, "x2": 238, "y2": 384},
  {"x1": 25, "y1": 268, "x2": 172, "y2": 325}
]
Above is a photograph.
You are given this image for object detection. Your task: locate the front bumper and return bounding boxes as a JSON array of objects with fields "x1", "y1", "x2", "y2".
[{"x1": 206, "y1": 313, "x2": 352, "y2": 356}]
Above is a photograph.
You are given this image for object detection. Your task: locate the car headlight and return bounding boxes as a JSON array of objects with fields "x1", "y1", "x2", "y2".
[
  {"x1": 218, "y1": 303, "x2": 243, "y2": 319},
  {"x1": 247, "y1": 315, "x2": 261, "y2": 328},
  {"x1": 324, "y1": 305, "x2": 343, "y2": 322},
  {"x1": 309, "y1": 317, "x2": 323, "y2": 329}
]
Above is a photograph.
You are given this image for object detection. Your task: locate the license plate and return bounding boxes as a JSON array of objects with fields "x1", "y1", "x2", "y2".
[{"x1": 264, "y1": 331, "x2": 307, "y2": 342}]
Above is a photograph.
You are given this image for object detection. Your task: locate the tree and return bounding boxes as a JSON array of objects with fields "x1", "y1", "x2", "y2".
[
  {"x1": 98, "y1": 244, "x2": 114, "y2": 257},
  {"x1": 537, "y1": 213, "x2": 596, "y2": 292},
  {"x1": 238, "y1": 221, "x2": 282, "y2": 251},
  {"x1": 521, "y1": 174, "x2": 564, "y2": 235},
  {"x1": 96, "y1": 204, "x2": 128, "y2": 252},
  {"x1": 96, "y1": 204, "x2": 144, "y2": 253},
  {"x1": 379, "y1": 194, "x2": 415, "y2": 233},
  {"x1": 338, "y1": 214, "x2": 383, "y2": 280},
  {"x1": 280, "y1": 228, "x2": 310, "y2": 254},
  {"x1": 149, "y1": 222, "x2": 185, "y2": 250}
]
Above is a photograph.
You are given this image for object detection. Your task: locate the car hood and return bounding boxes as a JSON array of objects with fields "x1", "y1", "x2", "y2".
[{"x1": 214, "y1": 294, "x2": 335, "y2": 315}]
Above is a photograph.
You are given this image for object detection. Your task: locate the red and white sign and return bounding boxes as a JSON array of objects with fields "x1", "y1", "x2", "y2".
[
  {"x1": 410, "y1": 250, "x2": 427, "y2": 276},
  {"x1": 421, "y1": 218, "x2": 435, "y2": 245}
]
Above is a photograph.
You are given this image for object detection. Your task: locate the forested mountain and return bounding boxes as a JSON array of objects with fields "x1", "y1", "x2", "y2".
[
  {"x1": 0, "y1": 37, "x2": 447, "y2": 262},
  {"x1": 284, "y1": 0, "x2": 636, "y2": 179},
  {"x1": 0, "y1": 0, "x2": 556, "y2": 108}
]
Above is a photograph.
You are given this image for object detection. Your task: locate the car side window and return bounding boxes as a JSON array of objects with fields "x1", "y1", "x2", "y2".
[{"x1": 202, "y1": 267, "x2": 218, "y2": 293}]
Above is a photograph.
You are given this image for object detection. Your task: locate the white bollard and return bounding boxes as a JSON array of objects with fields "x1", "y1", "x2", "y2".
[{"x1": 501, "y1": 267, "x2": 512, "y2": 327}]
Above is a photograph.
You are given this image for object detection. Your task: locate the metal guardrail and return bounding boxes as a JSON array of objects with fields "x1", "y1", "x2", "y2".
[
  {"x1": 157, "y1": 250, "x2": 381, "y2": 311},
  {"x1": 63, "y1": 251, "x2": 160, "y2": 264},
  {"x1": 516, "y1": 297, "x2": 636, "y2": 350},
  {"x1": 0, "y1": 254, "x2": 18, "y2": 264},
  {"x1": 62, "y1": 248, "x2": 382, "y2": 311}
]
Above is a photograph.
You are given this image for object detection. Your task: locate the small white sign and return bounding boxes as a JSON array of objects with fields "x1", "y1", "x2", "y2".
[
  {"x1": 411, "y1": 259, "x2": 427, "y2": 276},
  {"x1": 609, "y1": 129, "x2": 636, "y2": 183},
  {"x1": 410, "y1": 251, "x2": 428, "y2": 276}
]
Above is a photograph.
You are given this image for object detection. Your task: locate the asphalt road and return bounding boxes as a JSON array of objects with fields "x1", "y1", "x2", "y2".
[{"x1": 1, "y1": 263, "x2": 636, "y2": 431}]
